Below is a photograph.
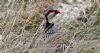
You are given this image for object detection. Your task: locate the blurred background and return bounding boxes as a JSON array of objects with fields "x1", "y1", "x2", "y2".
[{"x1": 0, "y1": 0, "x2": 100, "y2": 53}]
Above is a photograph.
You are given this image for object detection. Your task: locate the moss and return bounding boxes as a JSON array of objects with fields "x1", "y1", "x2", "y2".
[
  {"x1": 93, "y1": 10, "x2": 100, "y2": 25},
  {"x1": 25, "y1": 25, "x2": 33, "y2": 31},
  {"x1": 23, "y1": 50, "x2": 29, "y2": 53},
  {"x1": 93, "y1": 19, "x2": 100, "y2": 25},
  {"x1": 59, "y1": 5, "x2": 63, "y2": 8},
  {"x1": 25, "y1": 14, "x2": 43, "y2": 33},
  {"x1": 96, "y1": 10, "x2": 100, "y2": 16},
  {"x1": 78, "y1": 47, "x2": 93, "y2": 53},
  {"x1": 32, "y1": 14, "x2": 43, "y2": 32},
  {"x1": 24, "y1": 0, "x2": 29, "y2": 2}
]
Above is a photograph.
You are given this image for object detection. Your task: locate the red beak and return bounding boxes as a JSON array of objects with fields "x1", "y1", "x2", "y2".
[
  {"x1": 55, "y1": 10, "x2": 60, "y2": 12},
  {"x1": 48, "y1": 10, "x2": 60, "y2": 14}
]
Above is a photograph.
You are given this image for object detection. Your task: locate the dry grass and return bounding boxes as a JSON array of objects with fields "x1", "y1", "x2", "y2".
[{"x1": 0, "y1": 0, "x2": 100, "y2": 53}]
